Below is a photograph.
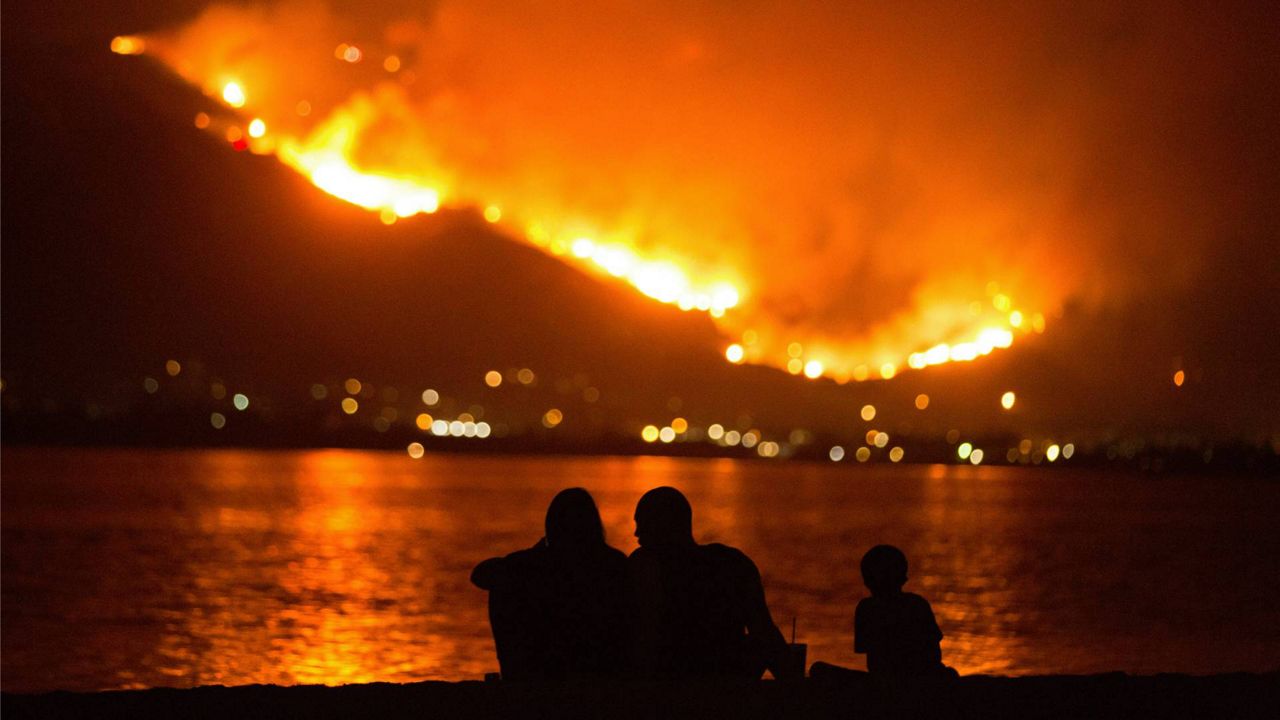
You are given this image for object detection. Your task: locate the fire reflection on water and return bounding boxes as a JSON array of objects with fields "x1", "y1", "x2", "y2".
[
  {"x1": 133, "y1": 449, "x2": 490, "y2": 688},
  {"x1": 3, "y1": 448, "x2": 1278, "y2": 692}
]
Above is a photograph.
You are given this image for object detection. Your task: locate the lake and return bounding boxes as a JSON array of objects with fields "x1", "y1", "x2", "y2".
[{"x1": 2, "y1": 447, "x2": 1277, "y2": 692}]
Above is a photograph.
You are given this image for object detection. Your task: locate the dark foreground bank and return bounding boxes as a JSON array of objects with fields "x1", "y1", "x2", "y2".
[{"x1": 5, "y1": 673, "x2": 1278, "y2": 720}]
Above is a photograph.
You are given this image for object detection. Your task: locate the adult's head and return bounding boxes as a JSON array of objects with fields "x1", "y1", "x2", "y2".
[
  {"x1": 634, "y1": 486, "x2": 694, "y2": 548},
  {"x1": 545, "y1": 487, "x2": 605, "y2": 549},
  {"x1": 860, "y1": 544, "x2": 908, "y2": 596}
]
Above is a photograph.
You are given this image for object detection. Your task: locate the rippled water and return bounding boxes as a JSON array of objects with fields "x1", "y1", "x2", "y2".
[{"x1": 2, "y1": 448, "x2": 1277, "y2": 692}]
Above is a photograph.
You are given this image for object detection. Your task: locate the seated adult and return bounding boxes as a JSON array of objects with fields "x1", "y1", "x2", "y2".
[
  {"x1": 627, "y1": 486, "x2": 795, "y2": 679},
  {"x1": 471, "y1": 488, "x2": 628, "y2": 680}
]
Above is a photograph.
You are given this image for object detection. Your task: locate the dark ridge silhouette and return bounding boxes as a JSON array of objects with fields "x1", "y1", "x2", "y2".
[
  {"x1": 471, "y1": 488, "x2": 628, "y2": 680},
  {"x1": 627, "y1": 486, "x2": 795, "y2": 680}
]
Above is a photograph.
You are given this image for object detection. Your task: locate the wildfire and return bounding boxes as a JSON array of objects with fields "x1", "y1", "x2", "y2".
[{"x1": 113, "y1": 5, "x2": 1055, "y2": 382}]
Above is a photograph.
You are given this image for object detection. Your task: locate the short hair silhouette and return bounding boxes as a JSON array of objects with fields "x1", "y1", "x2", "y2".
[
  {"x1": 633, "y1": 486, "x2": 693, "y2": 546},
  {"x1": 861, "y1": 544, "x2": 908, "y2": 596},
  {"x1": 628, "y1": 486, "x2": 795, "y2": 679},
  {"x1": 545, "y1": 487, "x2": 605, "y2": 548}
]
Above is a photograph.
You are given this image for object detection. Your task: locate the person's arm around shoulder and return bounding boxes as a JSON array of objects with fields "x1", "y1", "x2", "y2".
[
  {"x1": 470, "y1": 540, "x2": 543, "y2": 591},
  {"x1": 471, "y1": 557, "x2": 505, "y2": 590}
]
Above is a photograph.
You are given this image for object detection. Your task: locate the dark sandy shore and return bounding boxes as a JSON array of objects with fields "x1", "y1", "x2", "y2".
[{"x1": 5, "y1": 672, "x2": 1277, "y2": 719}]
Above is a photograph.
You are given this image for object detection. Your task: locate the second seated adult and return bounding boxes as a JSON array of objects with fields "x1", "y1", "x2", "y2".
[
  {"x1": 628, "y1": 486, "x2": 795, "y2": 679},
  {"x1": 471, "y1": 488, "x2": 628, "y2": 680}
]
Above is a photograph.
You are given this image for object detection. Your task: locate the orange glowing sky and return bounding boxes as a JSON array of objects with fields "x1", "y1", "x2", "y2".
[{"x1": 97, "y1": 1, "x2": 1278, "y2": 393}]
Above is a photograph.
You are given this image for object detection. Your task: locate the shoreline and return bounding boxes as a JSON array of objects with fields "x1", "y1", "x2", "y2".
[{"x1": 6, "y1": 672, "x2": 1278, "y2": 719}]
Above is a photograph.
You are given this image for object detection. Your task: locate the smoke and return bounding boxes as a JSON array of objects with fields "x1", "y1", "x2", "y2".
[{"x1": 142, "y1": 0, "x2": 1278, "y2": 374}]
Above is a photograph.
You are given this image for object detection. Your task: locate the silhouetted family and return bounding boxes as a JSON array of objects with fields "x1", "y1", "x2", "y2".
[{"x1": 472, "y1": 486, "x2": 955, "y2": 681}]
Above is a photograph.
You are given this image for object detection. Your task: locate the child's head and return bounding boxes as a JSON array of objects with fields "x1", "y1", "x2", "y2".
[{"x1": 860, "y1": 544, "x2": 908, "y2": 596}]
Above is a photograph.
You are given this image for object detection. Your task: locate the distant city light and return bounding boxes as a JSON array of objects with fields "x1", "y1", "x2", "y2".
[
  {"x1": 1001, "y1": 391, "x2": 1016, "y2": 410},
  {"x1": 915, "y1": 394, "x2": 929, "y2": 410},
  {"x1": 110, "y1": 35, "x2": 146, "y2": 55},
  {"x1": 165, "y1": 360, "x2": 182, "y2": 376},
  {"x1": 542, "y1": 408, "x2": 563, "y2": 428},
  {"x1": 829, "y1": 445, "x2": 845, "y2": 462},
  {"x1": 889, "y1": 447, "x2": 905, "y2": 462},
  {"x1": 641, "y1": 425, "x2": 660, "y2": 442},
  {"x1": 210, "y1": 412, "x2": 226, "y2": 429},
  {"x1": 143, "y1": 377, "x2": 159, "y2": 394},
  {"x1": 344, "y1": 378, "x2": 362, "y2": 395},
  {"x1": 407, "y1": 442, "x2": 425, "y2": 459},
  {"x1": 1173, "y1": 370, "x2": 1185, "y2": 387},
  {"x1": 725, "y1": 344, "x2": 745, "y2": 363},
  {"x1": 855, "y1": 447, "x2": 871, "y2": 462},
  {"x1": 232, "y1": 393, "x2": 249, "y2": 411},
  {"x1": 958, "y1": 442, "x2": 973, "y2": 460},
  {"x1": 1047, "y1": 444, "x2": 1061, "y2": 462},
  {"x1": 860, "y1": 404, "x2": 876, "y2": 421},
  {"x1": 341, "y1": 397, "x2": 358, "y2": 414},
  {"x1": 658, "y1": 426, "x2": 676, "y2": 443},
  {"x1": 970, "y1": 448, "x2": 985, "y2": 465},
  {"x1": 422, "y1": 389, "x2": 440, "y2": 405},
  {"x1": 484, "y1": 370, "x2": 502, "y2": 387}
]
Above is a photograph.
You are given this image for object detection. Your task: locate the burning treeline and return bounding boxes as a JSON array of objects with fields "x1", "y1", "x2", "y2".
[{"x1": 117, "y1": 0, "x2": 1244, "y2": 382}]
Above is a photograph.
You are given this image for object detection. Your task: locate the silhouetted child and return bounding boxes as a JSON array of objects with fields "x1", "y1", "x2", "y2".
[{"x1": 854, "y1": 544, "x2": 954, "y2": 677}]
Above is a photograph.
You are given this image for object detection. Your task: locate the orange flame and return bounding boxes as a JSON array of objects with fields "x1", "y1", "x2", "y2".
[{"x1": 120, "y1": 2, "x2": 1064, "y2": 381}]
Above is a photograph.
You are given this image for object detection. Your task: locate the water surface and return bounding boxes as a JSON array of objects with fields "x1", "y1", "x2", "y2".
[{"x1": 3, "y1": 448, "x2": 1277, "y2": 692}]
